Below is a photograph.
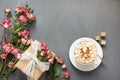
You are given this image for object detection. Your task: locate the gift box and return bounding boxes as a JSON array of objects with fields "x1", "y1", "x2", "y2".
[{"x1": 15, "y1": 40, "x2": 55, "y2": 80}]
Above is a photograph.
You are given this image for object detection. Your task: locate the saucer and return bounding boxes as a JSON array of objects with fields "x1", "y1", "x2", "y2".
[{"x1": 69, "y1": 37, "x2": 103, "y2": 71}]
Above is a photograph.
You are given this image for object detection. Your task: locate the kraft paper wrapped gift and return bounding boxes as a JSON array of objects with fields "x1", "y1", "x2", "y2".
[{"x1": 15, "y1": 40, "x2": 55, "y2": 80}]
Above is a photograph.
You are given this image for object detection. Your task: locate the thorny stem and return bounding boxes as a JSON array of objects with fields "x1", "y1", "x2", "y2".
[
  {"x1": 1, "y1": 28, "x2": 7, "y2": 51},
  {"x1": 0, "y1": 28, "x2": 7, "y2": 74},
  {"x1": 0, "y1": 59, "x2": 4, "y2": 75},
  {"x1": 3, "y1": 28, "x2": 7, "y2": 42}
]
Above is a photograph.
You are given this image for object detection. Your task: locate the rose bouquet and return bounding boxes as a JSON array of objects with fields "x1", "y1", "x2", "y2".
[{"x1": 0, "y1": 4, "x2": 70, "y2": 80}]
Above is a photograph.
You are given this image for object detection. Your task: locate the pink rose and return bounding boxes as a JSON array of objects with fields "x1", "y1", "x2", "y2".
[
  {"x1": 15, "y1": 6, "x2": 29, "y2": 13},
  {"x1": 23, "y1": 30, "x2": 30, "y2": 37},
  {"x1": 18, "y1": 30, "x2": 30, "y2": 37},
  {"x1": 11, "y1": 48, "x2": 19, "y2": 55},
  {"x1": 18, "y1": 31, "x2": 22, "y2": 36},
  {"x1": 14, "y1": 53, "x2": 21, "y2": 59},
  {"x1": 19, "y1": 15, "x2": 28, "y2": 23},
  {"x1": 22, "y1": 7, "x2": 29, "y2": 12},
  {"x1": 1, "y1": 18, "x2": 11, "y2": 28},
  {"x1": 3, "y1": 42, "x2": 8, "y2": 50},
  {"x1": 26, "y1": 38, "x2": 33, "y2": 45},
  {"x1": 64, "y1": 71, "x2": 70, "y2": 78},
  {"x1": 40, "y1": 50, "x2": 47, "y2": 57},
  {"x1": 21, "y1": 38, "x2": 27, "y2": 44},
  {"x1": 55, "y1": 56, "x2": 64, "y2": 64},
  {"x1": 4, "y1": 8, "x2": 11, "y2": 13},
  {"x1": 62, "y1": 64, "x2": 67, "y2": 69},
  {"x1": 41, "y1": 43, "x2": 47, "y2": 50},
  {"x1": 47, "y1": 53, "x2": 53, "y2": 59},
  {"x1": 26, "y1": 12, "x2": 36, "y2": 20},
  {"x1": 48, "y1": 58, "x2": 54, "y2": 64},
  {"x1": 4, "y1": 46, "x2": 13, "y2": 53},
  {"x1": 3, "y1": 42, "x2": 13, "y2": 53},
  {"x1": 15, "y1": 6, "x2": 22, "y2": 12},
  {"x1": 4, "y1": 46, "x2": 12, "y2": 53},
  {"x1": 0, "y1": 53, "x2": 7, "y2": 59},
  {"x1": 8, "y1": 62, "x2": 14, "y2": 68},
  {"x1": 3, "y1": 42, "x2": 9, "y2": 46}
]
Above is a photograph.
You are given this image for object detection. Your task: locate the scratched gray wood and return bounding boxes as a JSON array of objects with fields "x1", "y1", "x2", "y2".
[{"x1": 0, "y1": 0, "x2": 120, "y2": 80}]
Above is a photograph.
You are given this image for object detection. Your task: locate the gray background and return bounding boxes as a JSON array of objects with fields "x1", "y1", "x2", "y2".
[{"x1": 0, "y1": 0, "x2": 120, "y2": 80}]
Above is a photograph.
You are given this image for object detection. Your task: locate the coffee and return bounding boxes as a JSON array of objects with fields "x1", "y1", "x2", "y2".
[{"x1": 74, "y1": 40, "x2": 98, "y2": 64}]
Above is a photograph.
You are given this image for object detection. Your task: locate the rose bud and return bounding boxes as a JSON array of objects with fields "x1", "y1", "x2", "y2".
[
  {"x1": 8, "y1": 62, "x2": 14, "y2": 68},
  {"x1": 48, "y1": 58, "x2": 54, "y2": 64},
  {"x1": 40, "y1": 50, "x2": 47, "y2": 57},
  {"x1": 11, "y1": 48, "x2": 19, "y2": 55},
  {"x1": 15, "y1": 6, "x2": 22, "y2": 12},
  {"x1": 26, "y1": 38, "x2": 33, "y2": 45},
  {"x1": 4, "y1": 8, "x2": 11, "y2": 13},
  {"x1": 18, "y1": 31, "x2": 22, "y2": 36},
  {"x1": 23, "y1": 30, "x2": 30, "y2": 37},
  {"x1": 14, "y1": 53, "x2": 21, "y2": 59},
  {"x1": 64, "y1": 71, "x2": 70, "y2": 78},
  {"x1": 62, "y1": 64, "x2": 67, "y2": 69},
  {"x1": 4, "y1": 46, "x2": 13, "y2": 53},
  {"x1": 47, "y1": 53, "x2": 53, "y2": 59},
  {"x1": 55, "y1": 56, "x2": 64, "y2": 64},
  {"x1": 0, "y1": 53, "x2": 7, "y2": 59},
  {"x1": 1, "y1": 18, "x2": 11, "y2": 28},
  {"x1": 26, "y1": 12, "x2": 36, "y2": 20},
  {"x1": 41, "y1": 43, "x2": 47, "y2": 50},
  {"x1": 19, "y1": 15, "x2": 28, "y2": 23},
  {"x1": 21, "y1": 38, "x2": 27, "y2": 44}
]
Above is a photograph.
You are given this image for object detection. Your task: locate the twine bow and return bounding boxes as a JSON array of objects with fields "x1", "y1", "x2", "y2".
[{"x1": 20, "y1": 40, "x2": 50, "y2": 80}]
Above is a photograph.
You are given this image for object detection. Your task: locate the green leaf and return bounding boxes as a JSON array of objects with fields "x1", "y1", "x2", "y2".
[
  {"x1": 15, "y1": 22, "x2": 20, "y2": 27},
  {"x1": 3, "y1": 68, "x2": 9, "y2": 75},
  {"x1": 15, "y1": 27, "x2": 23, "y2": 33},
  {"x1": 11, "y1": 66, "x2": 16, "y2": 72},
  {"x1": 54, "y1": 69, "x2": 61, "y2": 77}
]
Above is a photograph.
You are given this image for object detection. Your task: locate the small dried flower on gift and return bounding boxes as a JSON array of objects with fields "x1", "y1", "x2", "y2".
[
  {"x1": 47, "y1": 52, "x2": 53, "y2": 59},
  {"x1": 11, "y1": 49, "x2": 19, "y2": 55},
  {"x1": 3, "y1": 42, "x2": 13, "y2": 53},
  {"x1": 41, "y1": 50, "x2": 47, "y2": 57},
  {"x1": 41, "y1": 43, "x2": 47, "y2": 50},
  {"x1": 62, "y1": 64, "x2": 67, "y2": 69},
  {"x1": 48, "y1": 58, "x2": 54, "y2": 64},
  {"x1": 64, "y1": 71, "x2": 70, "y2": 78},
  {"x1": 55, "y1": 56, "x2": 64, "y2": 64},
  {"x1": 100, "y1": 32, "x2": 106, "y2": 37},
  {"x1": 11, "y1": 49, "x2": 21, "y2": 59},
  {"x1": 14, "y1": 53, "x2": 21, "y2": 59},
  {"x1": 0, "y1": 53, "x2": 7, "y2": 59},
  {"x1": 37, "y1": 42, "x2": 55, "y2": 63},
  {"x1": 8, "y1": 62, "x2": 14, "y2": 68}
]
